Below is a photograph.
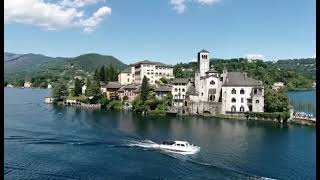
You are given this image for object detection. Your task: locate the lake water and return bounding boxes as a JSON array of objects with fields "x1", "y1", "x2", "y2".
[
  {"x1": 287, "y1": 90, "x2": 316, "y2": 113},
  {"x1": 4, "y1": 88, "x2": 316, "y2": 179}
]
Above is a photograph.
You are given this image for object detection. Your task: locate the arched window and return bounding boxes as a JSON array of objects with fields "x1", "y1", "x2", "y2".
[
  {"x1": 231, "y1": 98, "x2": 236, "y2": 102},
  {"x1": 175, "y1": 88, "x2": 178, "y2": 92},
  {"x1": 210, "y1": 80, "x2": 215, "y2": 85},
  {"x1": 240, "y1": 89, "x2": 245, "y2": 94},
  {"x1": 254, "y1": 89, "x2": 257, "y2": 94},
  {"x1": 201, "y1": 92, "x2": 204, "y2": 96},
  {"x1": 240, "y1": 106, "x2": 244, "y2": 112},
  {"x1": 209, "y1": 95, "x2": 215, "y2": 102},
  {"x1": 231, "y1": 105, "x2": 236, "y2": 112},
  {"x1": 231, "y1": 88, "x2": 236, "y2": 94},
  {"x1": 182, "y1": 88, "x2": 185, "y2": 92},
  {"x1": 184, "y1": 101, "x2": 188, "y2": 106}
]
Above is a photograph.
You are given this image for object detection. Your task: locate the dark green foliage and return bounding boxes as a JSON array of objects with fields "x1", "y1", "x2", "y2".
[
  {"x1": 4, "y1": 81, "x2": 8, "y2": 87},
  {"x1": 85, "y1": 80, "x2": 102, "y2": 103},
  {"x1": 86, "y1": 78, "x2": 91, "y2": 88},
  {"x1": 244, "y1": 111, "x2": 290, "y2": 123},
  {"x1": 108, "y1": 100, "x2": 122, "y2": 110},
  {"x1": 140, "y1": 76, "x2": 149, "y2": 102},
  {"x1": 74, "y1": 78, "x2": 82, "y2": 96},
  {"x1": 159, "y1": 77, "x2": 168, "y2": 84},
  {"x1": 123, "y1": 96, "x2": 129, "y2": 101},
  {"x1": 173, "y1": 66, "x2": 183, "y2": 78},
  {"x1": 94, "y1": 68, "x2": 100, "y2": 81},
  {"x1": 99, "y1": 96, "x2": 111, "y2": 107},
  {"x1": 52, "y1": 80, "x2": 68, "y2": 101},
  {"x1": 174, "y1": 58, "x2": 314, "y2": 90},
  {"x1": 105, "y1": 64, "x2": 119, "y2": 82},
  {"x1": 264, "y1": 88, "x2": 289, "y2": 112},
  {"x1": 99, "y1": 66, "x2": 105, "y2": 82},
  {"x1": 4, "y1": 52, "x2": 126, "y2": 85},
  {"x1": 15, "y1": 79, "x2": 25, "y2": 87}
]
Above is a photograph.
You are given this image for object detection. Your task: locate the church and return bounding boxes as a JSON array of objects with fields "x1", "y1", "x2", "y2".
[{"x1": 175, "y1": 49, "x2": 265, "y2": 115}]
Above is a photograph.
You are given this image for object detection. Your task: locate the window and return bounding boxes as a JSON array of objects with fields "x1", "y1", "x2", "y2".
[
  {"x1": 240, "y1": 89, "x2": 245, "y2": 94},
  {"x1": 182, "y1": 95, "x2": 185, "y2": 99},
  {"x1": 254, "y1": 89, "x2": 257, "y2": 94},
  {"x1": 231, "y1": 98, "x2": 236, "y2": 102},
  {"x1": 174, "y1": 88, "x2": 178, "y2": 92},
  {"x1": 147, "y1": 72, "x2": 150, "y2": 75},
  {"x1": 182, "y1": 88, "x2": 185, "y2": 92},
  {"x1": 220, "y1": 77, "x2": 223, "y2": 81},
  {"x1": 231, "y1": 88, "x2": 236, "y2": 94},
  {"x1": 240, "y1": 106, "x2": 244, "y2": 112},
  {"x1": 127, "y1": 78, "x2": 129, "y2": 82},
  {"x1": 210, "y1": 80, "x2": 215, "y2": 85},
  {"x1": 231, "y1": 105, "x2": 236, "y2": 112},
  {"x1": 241, "y1": 98, "x2": 244, "y2": 103},
  {"x1": 201, "y1": 92, "x2": 204, "y2": 96},
  {"x1": 127, "y1": 73, "x2": 130, "y2": 76},
  {"x1": 256, "y1": 100, "x2": 259, "y2": 103}
]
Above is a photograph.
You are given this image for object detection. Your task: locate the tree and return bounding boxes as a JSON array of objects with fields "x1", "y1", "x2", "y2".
[
  {"x1": 159, "y1": 77, "x2": 168, "y2": 84},
  {"x1": 73, "y1": 78, "x2": 82, "y2": 96},
  {"x1": 85, "y1": 80, "x2": 102, "y2": 102},
  {"x1": 264, "y1": 88, "x2": 289, "y2": 112},
  {"x1": 140, "y1": 76, "x2": 149, "y2": 102},
  {"x1": 86, "y1": 78, "x2": 91, "y2": 88},
  {"x1": 123, "y1": 95, "x2": 129, "y2": 101},
  {"x1": 99, "y1": 66, "x2": 106, "y2": 82},
  {"x1": 94, "y1": 68, "x2": 100, "y2": 82},
  {"x1": 173, "y1": 65, "x2": 183, "y2": 78},
  {"x1": 52, "y1": 81, "x2": 68, "y2": 101}
]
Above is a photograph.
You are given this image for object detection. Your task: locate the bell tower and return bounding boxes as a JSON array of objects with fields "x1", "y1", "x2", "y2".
[{"x1": 197, "y1": 49, "x2": 210, "y2": 77}]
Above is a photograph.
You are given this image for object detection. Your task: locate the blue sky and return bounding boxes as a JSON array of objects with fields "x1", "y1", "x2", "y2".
[{"x1": 4, "y1": 0, "x2": 316, "y2": 64}]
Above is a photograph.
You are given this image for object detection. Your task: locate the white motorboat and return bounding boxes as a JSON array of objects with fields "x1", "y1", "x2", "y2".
[{"x1": 159, "y1": 140, "x2": 200, "y2": 154}]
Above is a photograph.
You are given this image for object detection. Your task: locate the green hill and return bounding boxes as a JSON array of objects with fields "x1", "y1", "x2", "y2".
[{"x1": 4, "y1": 52, "x2": 127, "y2": 83}]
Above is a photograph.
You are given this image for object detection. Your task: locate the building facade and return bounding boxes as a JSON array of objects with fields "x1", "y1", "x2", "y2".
[
  {"x1": 182, "y1": 49, "x2": 264, "y2": 115},
  {"x1": 118, "y1": 60, "x2": 174, "y2": 85}
]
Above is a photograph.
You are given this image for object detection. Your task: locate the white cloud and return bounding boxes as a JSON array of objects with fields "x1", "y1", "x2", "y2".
[
  {"x1": 245, "y1": 54, "x2": 265, "y2": 60},
  {"x1": 195, "y1": 0, "x2": 221, "y2": 5},
  {"x1": 171, "y1": 0, "x2": 187, "y2": 14},
  {"x1": 60, "y1": 0, "x2": 101, "y2": 8},
  {"x1": 171, "y1": 0, "x2": 221, "y2": 13},
  {"x1": 4, "y1": 0, "x2": 111, "y2": 32},
  {"x1": 190, "y1": 58, "x2": 197, "y2": 62}
]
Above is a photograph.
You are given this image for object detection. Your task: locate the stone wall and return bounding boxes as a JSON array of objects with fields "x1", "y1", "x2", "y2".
[{"x1": 186, "y1": 101, "x2": 222, "y2": 115}]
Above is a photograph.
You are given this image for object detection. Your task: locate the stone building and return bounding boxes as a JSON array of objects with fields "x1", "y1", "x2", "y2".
[
  {"x1": 118, "y1": 60, "x2": 174, "y2": 85},
  {"x1": 118, "y1": 84, "x2": 141, "y2": 102},
  {"x1": 171, "y1": 78, "x2": 192, "y2": 107},
  {"x1": 155, "y1": 85, "x2": 172, "y2": 99},
  {"x1": 181, "y1": 49, "x2": 264, "y2": 115},
  {"x1": 105, "y1": 81, "x2": 122, "y2": 99}
]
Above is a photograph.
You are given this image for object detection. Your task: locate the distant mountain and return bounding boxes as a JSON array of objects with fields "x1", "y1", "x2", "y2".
[{"x1": 4, "y1": 52, "x2": 127, "y2": 81}]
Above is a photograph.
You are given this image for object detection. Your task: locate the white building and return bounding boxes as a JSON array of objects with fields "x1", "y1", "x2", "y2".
[
  {"x1": 221, "y1": 72, "x2": 264, "y2": 113},
  {"x1": 183, "y1": 49, "x2": 264, "y2": 115},
  {"x1": 118, "y1": 60, "x2": 174, "y2": 85},
  {"x1": 24, "y1": 81, "x2": 32, "y2": 88},
  {"x1": 171, "y1": 78, "x2": 192, "y2": 106},
  {"x1": 47, "y1": 84, "x2": 52, "y2": 89},
  {"x1": 272, "y1": 82, "x2": 284, "y2": 91}
]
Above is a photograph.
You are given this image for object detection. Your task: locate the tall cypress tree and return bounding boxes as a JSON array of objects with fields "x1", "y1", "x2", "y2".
[
  {"x1": 94, "y1": 68, "x2": 100, "y2": 82},
  {"x1": 73, "y1": 78, "x2": 82, "y2": 96},
  {"x1": 105, "y1": 66, "x2": 109, "y2": 82},
  {"x1": 140, "y1": 76, "x2": 149, "y2": 102},
  {"x1": 99, "y1": 66, "x2": 105, "y2": 82}
]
